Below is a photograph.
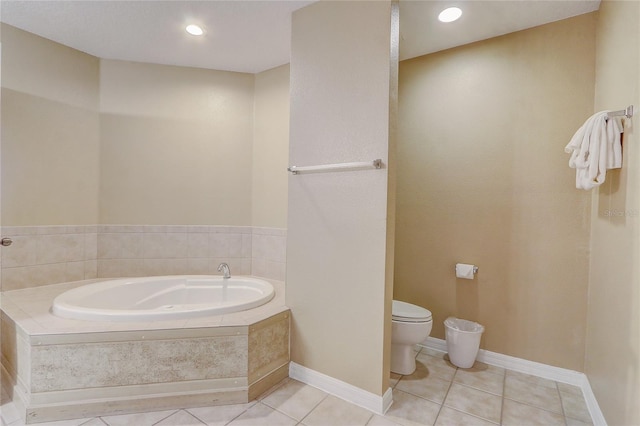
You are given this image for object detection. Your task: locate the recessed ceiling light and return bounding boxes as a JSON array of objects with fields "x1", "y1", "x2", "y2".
[
  {"x1": 438, "y1": 7, "x2": 462, "y2": 23},
  {"x1": 186, "y1": 24, "x2": 204, "y2": 36}
]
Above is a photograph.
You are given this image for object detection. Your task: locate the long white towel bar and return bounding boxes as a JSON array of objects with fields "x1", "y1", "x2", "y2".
[{"x1": 287, "y1": 159, "x2": 382, "y2": 175}]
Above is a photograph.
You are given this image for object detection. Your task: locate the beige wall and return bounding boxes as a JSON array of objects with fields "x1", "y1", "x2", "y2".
[
  {"x1": 1, "y1": 26, "x2": 288, "y2": 228},
  {"x1": 395, "y1": 14, "x2": 596, "y2": 371},
  {"x1": 99, "y1": 59, "x2": 255, "y2": 225},
  {"x1": 586, "y1": 1, "x2": 640, "y2": 424},
  {"x1": 1, "y1": 24, "x2": 100, "y2": 226},
  {"x1": 286, "y1": 1, "x2": 397, "y2": 395},
  {"x1": 252, "y1": 64, "x2": 290, "y2": 228}
]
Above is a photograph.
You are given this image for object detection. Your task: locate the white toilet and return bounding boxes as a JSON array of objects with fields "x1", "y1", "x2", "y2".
[{"x1": 391, "y1": 300, "x2": 433, "y2": 375}]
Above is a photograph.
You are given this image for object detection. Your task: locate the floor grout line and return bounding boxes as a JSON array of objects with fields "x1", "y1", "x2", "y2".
[{"x1": 499, "y1": 369, "x2": 507, "y2": 425}]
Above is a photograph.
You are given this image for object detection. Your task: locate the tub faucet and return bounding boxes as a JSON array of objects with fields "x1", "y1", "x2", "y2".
[{"x1": 217, "y1": 263, "x2": 231, "y2": 279}]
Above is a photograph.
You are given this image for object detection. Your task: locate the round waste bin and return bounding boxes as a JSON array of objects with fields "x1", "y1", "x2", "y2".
[{"x1": 444, "y1": 317, "x2": 484, "y2": 368}]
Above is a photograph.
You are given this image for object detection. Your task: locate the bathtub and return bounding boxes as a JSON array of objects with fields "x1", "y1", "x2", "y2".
[
  {"x1": 2, "y1": 276, "x2": 290, "y2": 423},
  {"x1": 52, "y1": 275, "x2": 275, "y2": 321}
]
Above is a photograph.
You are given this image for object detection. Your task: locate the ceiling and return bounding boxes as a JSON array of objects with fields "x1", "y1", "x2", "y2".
[{"x1": 0, "y1": 0, "x2": 601, "y2": 74}]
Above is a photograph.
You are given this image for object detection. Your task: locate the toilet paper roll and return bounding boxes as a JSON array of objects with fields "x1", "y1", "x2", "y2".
[{"x1": 455, "y1": 263, "x2": 476, "y2": 279}]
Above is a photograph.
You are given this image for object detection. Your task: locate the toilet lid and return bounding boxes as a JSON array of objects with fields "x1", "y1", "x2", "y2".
[{"x1": 392, "y1": 300, "x2": 432, "y2": 322}]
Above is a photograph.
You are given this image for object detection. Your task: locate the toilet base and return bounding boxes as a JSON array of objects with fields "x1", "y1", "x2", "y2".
[{"x1": 390, "y1": 343, "x2": 417, "y2": 375}]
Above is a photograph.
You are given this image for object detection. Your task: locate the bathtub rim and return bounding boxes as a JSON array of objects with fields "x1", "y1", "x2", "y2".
[
  {"x1": 51, "y1": 275, "x2": 276, "y2": 322},
  {"x1": 1, "y1": 276, "x2": 286, "y2": 338}
]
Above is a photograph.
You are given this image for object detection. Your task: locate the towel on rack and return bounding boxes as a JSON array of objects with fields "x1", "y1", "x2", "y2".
[{"x1": 564, "y1": 111, "x2": 624, "y2": 190}]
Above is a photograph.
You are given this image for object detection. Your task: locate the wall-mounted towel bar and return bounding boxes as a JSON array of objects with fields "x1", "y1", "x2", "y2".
[
  {"x1": 607, "y1": 105, "x2": 634, "y2": 118},
  {"x1": 287, "y1": 159, "x2": 382, "y2": 175}
]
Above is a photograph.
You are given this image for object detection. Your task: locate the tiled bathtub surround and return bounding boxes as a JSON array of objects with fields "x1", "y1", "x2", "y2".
[
  {"x1": 251, "y1": 228, "x2": 287, "y2": 281},
  {"x1": 96, "y1": 226, "x2": 253, "y2": 279},
  {"x1": 0, "y1": 226, "x2": 98, "y2": 291},
  {"x1": 0, "y1": 226, "x2": 287, "y2": 290}
]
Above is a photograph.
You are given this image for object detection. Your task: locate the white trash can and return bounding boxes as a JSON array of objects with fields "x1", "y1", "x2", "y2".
[{"x1": 444, "y1": 317, "x2": 485, "y2": 368}]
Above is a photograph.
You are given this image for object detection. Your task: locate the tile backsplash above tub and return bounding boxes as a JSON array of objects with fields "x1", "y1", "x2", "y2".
[
  {"x1": 0, "y1": 225, "x2": 286, "y2": 291},
  {"x1": 1, "y1": 225, "x2": 98, "y2": 291}
]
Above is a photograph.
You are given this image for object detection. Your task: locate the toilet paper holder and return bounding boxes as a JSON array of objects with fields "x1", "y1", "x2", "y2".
[{"x1": 454, "y1": 265, "x2": 479, "y2": 274}]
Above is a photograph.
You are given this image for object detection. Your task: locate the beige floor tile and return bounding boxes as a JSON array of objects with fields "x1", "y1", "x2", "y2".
[
  {"x1": 154, "y1": 410, "x2": 205, "y2": 426},
  {"x1": 560, "y1": 389, "x2": 592, "y2": 423},
  {"x1": 502, "y1": 399, "x2": 565, "y2": 426},
  {"x1": 187, "y1": 402, "x2": 257, "y2": 426},
  {"x1": 367, "y1": 414, "x2": 402, "y2": 426},
  {"x1": 415, "y1": 353, "x2": 458, "y2": 381},
  {"x1": 453, "y1": 368, "x2": 504, "y2": 396},
  {"x1": 383, "y1": 390, "x2": 441, "y2": 426},
  {"x1": 78, "y1": 420, "x2": 107, "y2": 426},
  {"x1": 227, "y1": 403, "x2": 297, "y2": 426},
  {"x1": 504, "y1": 375, "x2": 562, "y2": 414},
  {"x1": 461, "y1": 361, "x2": 506, "y2": 377},
  {"x1": 301, "y1": 395, "x2": 373, "y2": 426},
  {"x1": 565, "y1": 416, "x2": 593, "y2": 426},
  {"x1": 505, "y1": 371, "x2": 556, "y2": 389},
  {"x1": 417, "y1": 347, "x2": 446, "y2": 359},
  {"x1": 395, "y1": 372, "x2": 451, "y2": 404},
  {"x1": 101, "y1": 410, "x2": 176, "y2": 426},
  {"x1": 435, "y1": 407, "x2": 499, "y2": 426},
  {"x1": 261, "y1": 379, "x2": 328, "y2": 421},
  {"x1": 557, "y1": 382, "x2": 582, "y2": 396},
  {"x1": 257, "y1": 378, "x2": 290, "y2": 400},
  {"x1": 443, "y1": 383, "x2": 502, "y2": 424}
]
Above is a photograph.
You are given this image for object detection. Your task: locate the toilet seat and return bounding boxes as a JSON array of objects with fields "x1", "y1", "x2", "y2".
[{"x1": 392, "y1": 300, "x2": 432, "y2": 323}]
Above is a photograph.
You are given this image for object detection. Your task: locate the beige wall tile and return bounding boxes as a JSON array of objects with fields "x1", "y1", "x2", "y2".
[
  {"x1": 143, "y1": 233, "x2": 187, "y2": 259},
  {"x1": 2, "y1": 235, "x2": 37, "y2": 268},
  {"x1": 210, "y1": 234, "x2": 230, "y2": 257},
  {"x1": 187, "y1": 233, "x2": 209, "y2": 258}
]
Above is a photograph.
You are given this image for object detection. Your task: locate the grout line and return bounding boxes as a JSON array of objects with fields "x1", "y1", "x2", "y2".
[
  {"x1": 443, "y1": 406, "x2": 501, "y2": 425},
  {"x1": 296, "y1": 391, "x2": 329, "y2": 425},
  {"x1": 555, "y1": 381, "x2": 570, "y2": 426},
  {"x1": 499, "y1": 369, "x2": 507, "y2": 425},
  {"x1": 502, "y1": 395, "x2": 566, "y2": 418},
  {"x1": 148, "y1": 409, "x2": 182, "y2": 426},
  {"x1": 257, "y1": 401, "x2": 300, "y2": 424},
  {"x1": 430, "y1": 349, "x2": 457, "y2": 424}
]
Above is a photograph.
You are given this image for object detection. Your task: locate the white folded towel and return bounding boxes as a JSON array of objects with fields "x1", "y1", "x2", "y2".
[{"x1": 565, "y1": 111, "x2": 624, "y2": 190}]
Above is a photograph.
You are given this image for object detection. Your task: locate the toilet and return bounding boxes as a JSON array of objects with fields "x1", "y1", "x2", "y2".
[{"x1": 391, "y1": 300, "x2": 433, "y2": 375}]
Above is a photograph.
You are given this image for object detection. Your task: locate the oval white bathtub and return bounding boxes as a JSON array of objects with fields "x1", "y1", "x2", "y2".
[{"x1": 51, "y1": 275, "x2": 275, "y2": 321}]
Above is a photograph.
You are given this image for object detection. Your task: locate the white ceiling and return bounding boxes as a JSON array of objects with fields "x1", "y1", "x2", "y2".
[{"x1": 0, "y1": 0, "x2": 601, "y2": 74}]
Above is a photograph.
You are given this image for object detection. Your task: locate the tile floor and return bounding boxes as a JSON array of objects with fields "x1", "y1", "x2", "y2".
[{"x1": 1, "y1": 347, "x2": 594, "y2": 426}]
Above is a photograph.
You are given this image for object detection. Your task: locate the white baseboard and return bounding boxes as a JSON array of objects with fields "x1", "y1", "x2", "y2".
[
  {"x1": 421, "y1": 337, "x2": 607, "y2": 426},
  {"x1": 288, "y1": 362, "x2": 392, "y2": 415}
]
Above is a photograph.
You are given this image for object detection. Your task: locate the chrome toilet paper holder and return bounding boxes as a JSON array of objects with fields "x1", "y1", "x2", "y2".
[{"x1": 454, "y1": 265, "x2": 479, "y2": 274}]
